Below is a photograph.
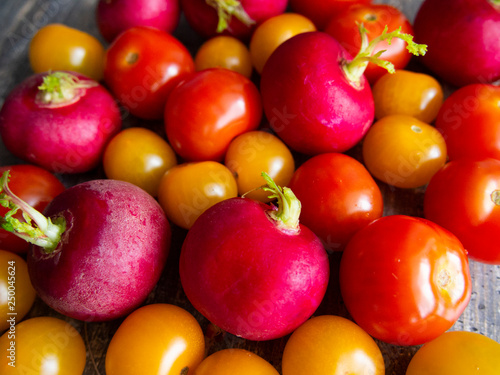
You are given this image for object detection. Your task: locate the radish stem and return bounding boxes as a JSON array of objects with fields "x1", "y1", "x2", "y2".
[
  {"x1": 0, "y1": 171, "x2": 65, "y2": 252},
  {"x1": 36, "y1": 71, "x2": 98, "y2": 107},
  {"x1": 205, "y1": 0, "x2": 255, "y2": 33}
]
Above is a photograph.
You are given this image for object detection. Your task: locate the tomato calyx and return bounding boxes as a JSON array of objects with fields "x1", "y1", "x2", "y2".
[
  {"x1": 491, "y1": 190, "x2": 500, "y2": 205},
  {"x1": 260, "y1": 172, "x2": 301, "y2": 233},
  {"x1": 180, "y1": 367, "x2": 189, "y2": 375},
  {"x1": 342, "y1": 23, "x2": 427, "y2": 87},
  {"x1": 35, "y1": 71, "x2": 97, "y2": 108},
  {"x1": 0, "y1": 171, "x2": 66, "y2": 253},
  {"x1": 205, "y1": 0, "x2": 255, "y2": 33}
]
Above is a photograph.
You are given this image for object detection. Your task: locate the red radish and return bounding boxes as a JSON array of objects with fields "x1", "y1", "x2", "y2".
[
  {"x1": 0, "y1": 71, "x2": 122, "y2": 174},
  {"x1": 414, "y1": 0, "x2": 500, "y2": 87},
  {"x1": 96, "y1": 0, "x2": 181, "y2": 42},
  {"x1": 180, "y1": 0, "x2": 288, "y2": 41},
  {"x1": 260, "y1": 27, "x2": 427, "y2": 155},
  {"x1": 179, "y1": 173, "x2": 329, "y2": 341},
  {"x1": 0, "y1": 172, "x2": 170, "y2": 321}
]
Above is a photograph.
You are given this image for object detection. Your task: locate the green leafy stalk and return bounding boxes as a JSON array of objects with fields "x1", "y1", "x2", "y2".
[
  {"x1": 261, "y1": 172, "x2": 301, "y2": 232},
  {"x1": 0, "y1": 171, "x2": 65, "y2": 252},
  {"x1": 36, "y1": 71, "x2": 97, "y2": 106},
  {"x1": 205, "y1": 0, "x2": 255, "y2": 33},
  {"x1": 490, "y1": 0, "x2": 500, "y2": 7},
  {"x1": 343, "y1": 23, "x2": 428, "y2": 85}
]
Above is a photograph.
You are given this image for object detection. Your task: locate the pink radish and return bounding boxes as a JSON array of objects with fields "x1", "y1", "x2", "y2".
[
  {"x1": 414, "y1": 0, "x2": 500, "y2": 87},
  {"x1": 260, "y1": 26, "x2": 427, "y2": 155},
  {"x1": 179, "y1": 173, "x2": 329, "y2": 341},
  {"x1": 0, "y1": 173, "x2": 170, "y2": 321},
  {"x1": 181, "y1": 0, "x2": 288, "y2": 41},
  {"x1": 0, "y1": 71, "x2": 122, "y2": 174},
  {"x1": 96, "y1": 0, "x2": 181, "y2": 42}
]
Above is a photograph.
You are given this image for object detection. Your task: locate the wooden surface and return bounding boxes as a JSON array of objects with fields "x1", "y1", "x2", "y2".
[{"x1": 0, "y1": 0, "x2": 499, "y2": 374}]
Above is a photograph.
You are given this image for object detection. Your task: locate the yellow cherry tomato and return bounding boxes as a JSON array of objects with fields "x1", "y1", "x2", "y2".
[
  {"x1": 372, "y1": 70, "x2": 444, "y2": 123},
  {"x1": 194, "y1": 36, "x2": 253, "y2": 78},
  {"x1": 362, "y1": 115, "x2": 447, "y2": 189},
  {"x1": 406, "y1": 331, "x2": 500, "y2": 374},
  {"x1": 157, "y1": 161, "x2": 238, "y2": 229},
  {"x1": 0, "y1": 317, "x2": 86, "y2": 374},
  {"x1": 106, "y1": 304, "x2": 205, "y2": 375},
  {"x1": 250, "y1": 13, "x2": 316, "y2": 73},
  {"x1": 103, "y1": 127, "x2": 177, "y2": 197},
  {"x1": 282, "y1": 315, "x2": 385, "y2": 375},
  {"x1": 193, "y1": 348, "x2": 279, "y2": 375},
  {"x1": 0, "y1": 250, "x2": 36, "y2": 332},
  {"x1": 224, "y1": 130, "x2": 295, "y2": 202},
  {"x1": 29, "y1": 23, "x2": 105, "y2": 81}
]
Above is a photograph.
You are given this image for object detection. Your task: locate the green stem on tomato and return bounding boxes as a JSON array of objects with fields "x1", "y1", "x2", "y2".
[
  {"x1": 36, "y1": 71, "x2": 97, "y2": 107},
  {"x1": 0, "y1": 171, "x2": 65, "y2": 253},
  {"x1": 261, "y1": 172, "x2": 301, "y2": 232},
  {"x1": 343, "y1": 23, "x2": 428, "y2": 86},
  {"x1": 205, "y1": 0, "x2": 255, "y2": 33}
]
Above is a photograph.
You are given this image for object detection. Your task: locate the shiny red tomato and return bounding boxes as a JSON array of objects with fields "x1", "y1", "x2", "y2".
[
  {"x1": 165, "y1": 68, "x2": 262, "y2": 161},
  {"x1": 424, "y1": 158, "x2": 500, "y2": 264},
  {"x1": 288, "y1": 153, "x2": 383, "y2": 251},
  {"x1": 435, "y1": 84, "x2": 500, "y2": 161},
  {"x1": 0, "y1": 165, "x2": 65, "y2": 253},
  {"x1": 104, "y1": 26, "x2": 195, "y2": 120},
  {"x1": 324, "y1": 3, "x2": 414, "y2": 84},
  {"x1": 340, "y1": 215, "x2": 471, "y2": 346},
  {"x1": 289, "y1": 0, "x2": 372, "y2": 30}
]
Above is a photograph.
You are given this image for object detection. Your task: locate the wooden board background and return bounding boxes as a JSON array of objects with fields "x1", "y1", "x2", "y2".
[{"x1": 0, "y1": 0, "x2": 498, "y2": 374}]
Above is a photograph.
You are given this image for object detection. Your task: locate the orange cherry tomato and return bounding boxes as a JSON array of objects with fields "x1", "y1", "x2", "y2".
[
  {"x1": 362, "y1": 115, "x2": 447, "y2": 188},
  {"x1": 282, "y1": 315, "x2": 385, "y2": 375},
  {"x1": 106, "y1": 304, "x2": 205, "y2": 375},
  {"x1": 193, "y1": 348, "x2": 279, "y2": 375},
  {"x1": 103, "y1": 127, "x2": 177, "y2": 197},
  {"x1": 195, "y1": 35, "x2": 253, "y2": 78},
  {"x1": 0, "y1": 317, "x2": 86, "y2": 374},
  {"x1": 157, "y1": 161, "x2": 238, "y2": 229},
  {"x1": 0, "y1": 250, "x2": 36, "y2": 332},
  {"x1": 29, "y1": 23, "x2": 105, "y2": 81},
  {"x1": 249, "y1": 13, "x2": 316, "y2": 73},
  {"x1": 224, "y1": 130, "x2": 295, "y2": 202},
  {"x1": 372, "y1": 70, "x2": 444, "y2": 123}
]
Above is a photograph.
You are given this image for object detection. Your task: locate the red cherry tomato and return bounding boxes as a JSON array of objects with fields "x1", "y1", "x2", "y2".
[
  {"x1": 424, "y1": 158, "x2": 500, "y2": 264},
  {"x1": 104, "y1": 26, "x2": 195, "y2": 120},
  {"x1": 0, "y1": 165, "x2": 65, "y2": 253},
  {"x1": 340, "y1": 215, "x2": 471, "y2": 346},
  {"x1": 288, "y1": 153, "x2": 383, "y2": 251},
  {"x1": 165, "y1": 68, "x2": 262, "y2": 161},
  {"x1": 324, "y1": 3, "x2": 414, "y2": 84},
  {"x1": 289, "y1": 0, "x2": 372, "y2": 30},
  {"x1": 435, "y1": 84, "x2": 500, "y2": 161}
]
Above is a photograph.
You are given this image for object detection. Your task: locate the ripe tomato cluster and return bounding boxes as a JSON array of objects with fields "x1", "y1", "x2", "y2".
[{"x1": 0, "y1": 0, "x2": 499, "y2": 374}]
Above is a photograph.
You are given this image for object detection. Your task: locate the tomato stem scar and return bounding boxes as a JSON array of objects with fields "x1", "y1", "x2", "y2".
[
  {"x1": 491, "y1": 190, "x2": 500, "y2": 205},
  {"x1": 126, "y1": 52, "x2": 139, "y2": 64}
]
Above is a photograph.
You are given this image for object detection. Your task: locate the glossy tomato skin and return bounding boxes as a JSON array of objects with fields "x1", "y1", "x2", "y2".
[
  {"x1": 424, "y1": 158, "x2": 500, "y2": 264},
  {"x1": 435, "y1": 84, "x2": 500, "y2": 161},
  {"x1": 29, "y1": 23, "x2": 105, "y2": 81},
  {"x1": 324, "y1": 4, "x2": 414, "y2": 84},
  {"x1": 0, "y1": 165, "x2": 65, "y2": 253},
  {"x1": 106, "y1": 304, "x2": 206, "y2": 375},
  {"x1": 224, "y1": 130, "x2": 295, "y2": 202},
  {"x1": 193, "y1": 349, "x2": 279, "y2": 375},
  {"x1": 103, "y1": 127, "x2": 177, "y2": 197},
  {"x1": 288, "y1": 153, "x2": 383, "y2": 251},
  {"x1": 104, "y1": 26, "x2": 194, "y2": 120},
  {"x1": 157, "y1": 161, "x2": 238, "y2": 229},
  {"x1": 282, "y1": 315, "x2": 385, "y2": 375},
  {"x1": 260, "y1": 32, "x2": 374, "y2": 155},
  {"x1": 289, "y1": 0, "x2": 372, "y2": 30},
  {"x1": 340, "y1": 215, "x2": 471, "y2": 346},
  {"x1": 362, "y1": 115, "x2": 447, "y2": 189},
  {"x1": 372, "y1": 70, "x2": 444, "y2": 123},
  {"x1": 406, "y1": 331, "x2": 500, "y2": 375},
  {"x1": 165, "y1": 68, "x2": 262, "y2": 161},
  {"x1": 0, "y1": 317, "x2": 86, "y2": 374},
  {"x1": 0, "y1": 250, "x2": 37, "y2": 332}
]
